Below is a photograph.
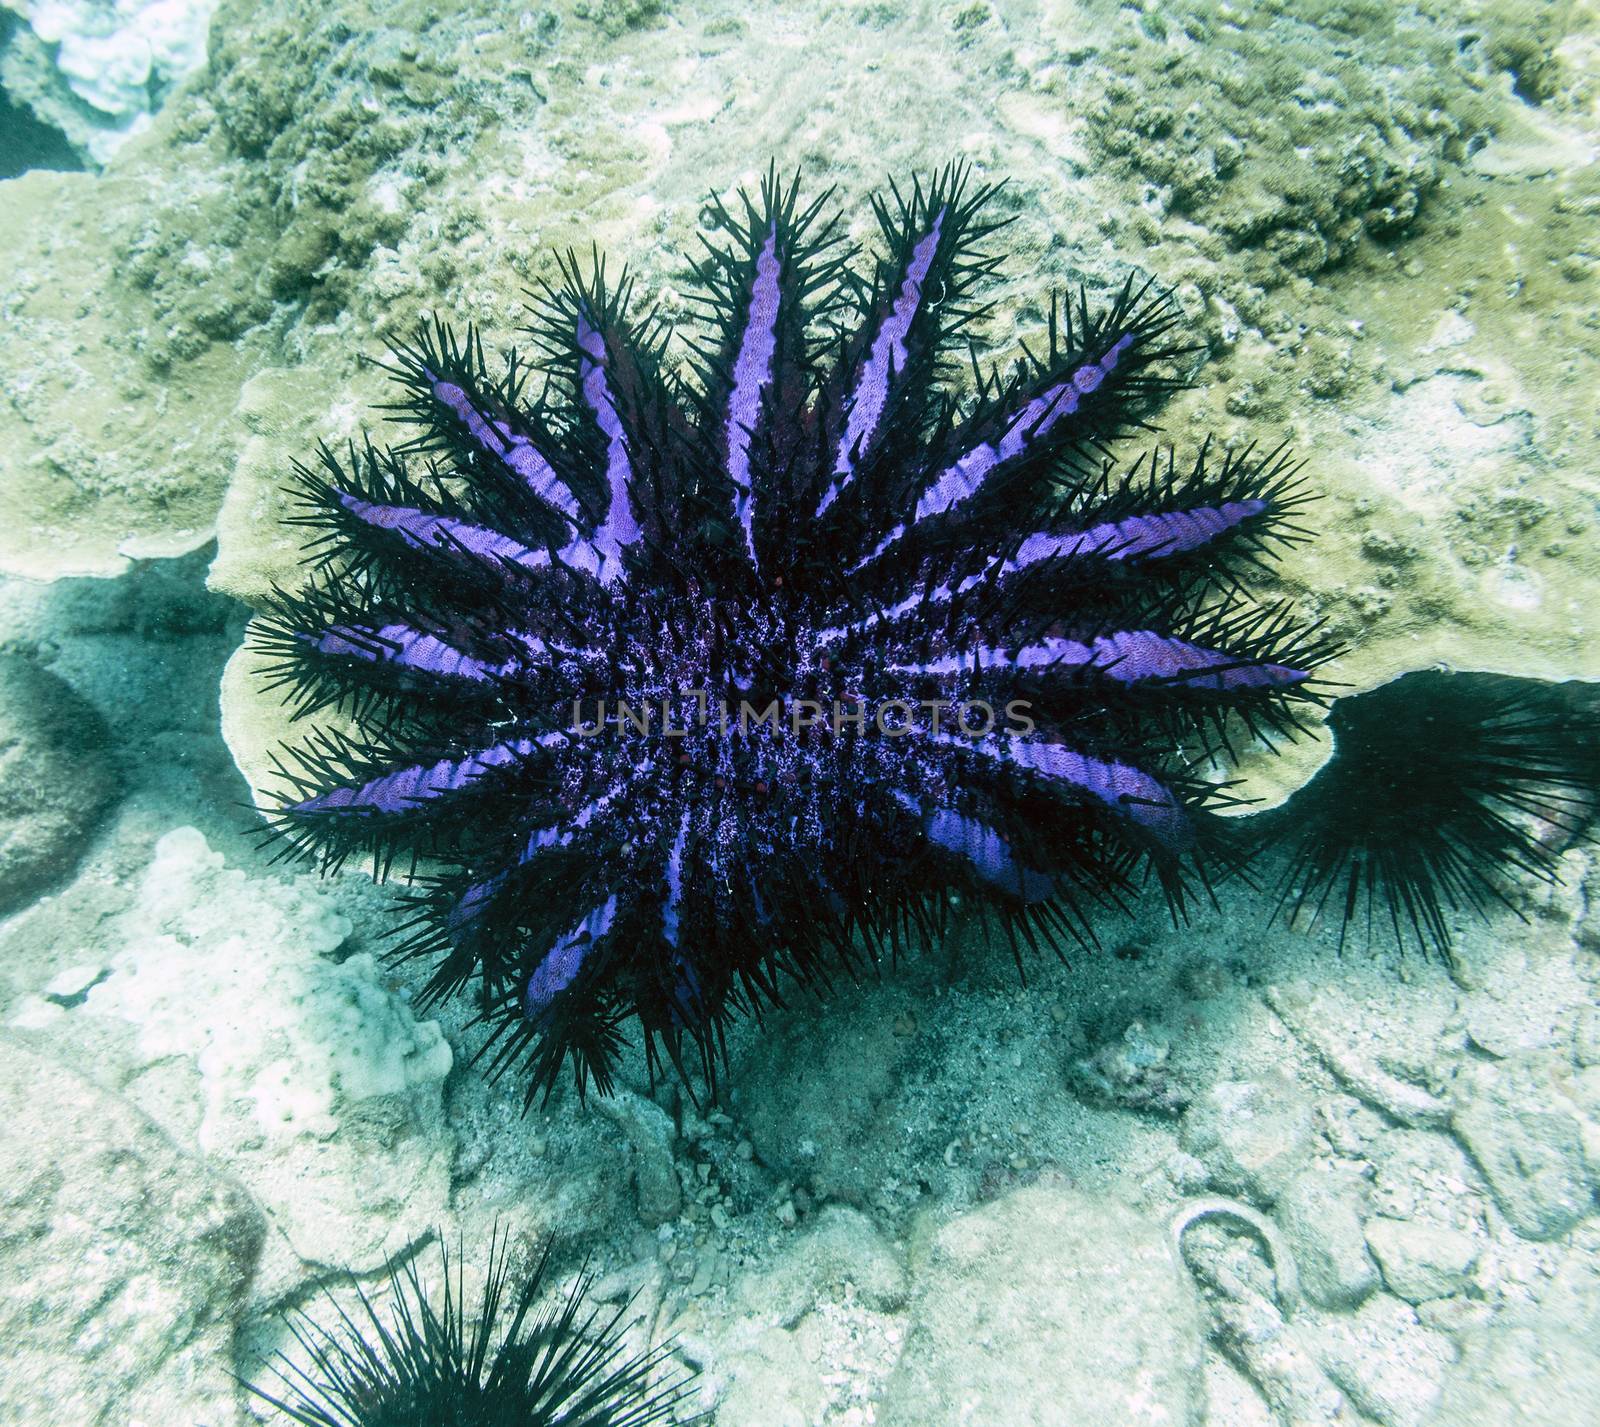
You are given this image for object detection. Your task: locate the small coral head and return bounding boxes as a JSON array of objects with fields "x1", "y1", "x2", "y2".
[{"x1": 255, "y1": 164, "x2": 1327, "y2": 1099}]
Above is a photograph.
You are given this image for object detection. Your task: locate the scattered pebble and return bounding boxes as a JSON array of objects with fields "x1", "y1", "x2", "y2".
[{"x1": 1364, "y1": 1216, "x2": 1480, "y2": 1303}]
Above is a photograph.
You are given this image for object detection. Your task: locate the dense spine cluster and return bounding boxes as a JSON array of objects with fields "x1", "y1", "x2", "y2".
[
  {"x1": 250, "y1": 1233, "x2": 694, "y2": 1426},
  {"x1": 257, "y1": 167, "x2": 1335, "y2": 1098},
  {"x1": 1256, "y1": 671, "x2": 1600, "y2": 954}
]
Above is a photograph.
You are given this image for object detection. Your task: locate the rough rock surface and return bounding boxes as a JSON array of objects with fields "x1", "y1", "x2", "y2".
[
  {"x1": 0, "y1": 652, "x2": 118, "y2": 911},
  {"x1": 0, "y1": 166, "x2": 259, "y2": 580},
  {"x1": 1431, "y1": 1314, "x2": 1600, "y2": 1427},
  {"x1": 736, "y1": 1204, "x2": 908, "y2": 1327},
  {"x1": 879, "y1": 1182, "x2": 1205, "y2": 1427},
  {"x1": 0, "y1": 0, "x2": 217, "y2": 163},
  {"x1": 1370, "y1": 1128, "x2": 1487, "y2": 1228},
  {"x1": 0, "y1": 1031, "x2": 263, "y2": 1427},
  {"x1": 1180, "y1": 1074, "x2": 1317, "y2": 1205},
  {"x1": 1429, "y1": 1234, "x2": 1600, "y2": 1427},
  {"x1": 1451, "y1": 1055, "x2": 1596, "y2": 1240},
  {"x1": 711, "y1": 1328, "x2": 828, "y2": 1427},
  {"x1": 1319, "y1": 1296, "x2": 1453, "y2": 1427},
  {"x1": 1364, "y1": 1216, "x2": 1480, "y2": 1303},
  {"x1": 594, "y1": 1087, "x2": 683, "y2": 1227},
  {"x1": 1277, "y1": 1164, "x2": 1380, "y2": 1310},
  {"x1": 9, "y1": 827, "x2": 455, "y2": 1273},
  {"x1": 730, "y1": 977, "x2": 930, "y2": 1205}
]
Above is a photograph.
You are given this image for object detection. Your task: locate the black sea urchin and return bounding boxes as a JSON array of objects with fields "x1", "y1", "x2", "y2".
[
  {"x1": 256, "y1": 166, "x2": 1334, "y2": 1099},
  {"x1": 1258, "y1": 671, "x2": 1600, "y2": 954},
  {"x1": 249, "y1": 1233, "x2": 695, "y2": 1427}
]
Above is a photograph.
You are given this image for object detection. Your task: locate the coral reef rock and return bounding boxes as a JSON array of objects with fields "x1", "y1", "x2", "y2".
[
  {"x1": 1277, "y1": 1163, "x2": 1381, "y2": 1311},
  {"x1": 1364, "y1": 1216, "x2": 1480, "y2": 1304},
  {"x1": 1451, "y1": 1055, "x2": 1597, "y2": 1240},
  {"x1": 13, "y1": 827, "x2": 455, "y2": 1272},
  {"x1": 0, "y1": 652, "x2": 118, "y2": 912},
  {"x1": 880, "y1": 1182, "x2": 1204, "y2": 1427},
  {"x1": 0, "y1": 167, "x2": 257, "y2": 580},
  {"x1": 0, "y1": 0, "x2": 216, "y2": 163},
  {"x1": 0, "y1": 1030, "x2": 263, "y2": 1427},
  {"x1": 1430, "y1": 1231, "x2": 1600, "y2": 1427},
  {"x1": 1180, "y1": 1074, "x2": 1318, "y2": 1206}
]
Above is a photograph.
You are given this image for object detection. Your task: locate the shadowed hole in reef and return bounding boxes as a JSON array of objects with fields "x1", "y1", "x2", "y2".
[
  {"x1": 0, "y1": 542, "x2": 257, "y2": 857},
  {"x1": 0, "y1": 15, "x2": 86, "y2": 179}
]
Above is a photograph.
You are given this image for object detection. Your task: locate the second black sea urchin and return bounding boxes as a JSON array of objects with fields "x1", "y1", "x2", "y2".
[
  {"x1": 249, "y1": 1232, "x2": 695, "y2": 1427},
  {"x1": 256, "y1": 166, "x2": 1333, "y2": 1099}
]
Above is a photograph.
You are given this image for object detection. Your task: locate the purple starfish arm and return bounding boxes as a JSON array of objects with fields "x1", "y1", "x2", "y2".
[
  {"x1": 444, "y1": 772, "x2": 640, "y2": 950},
  {"x1": 927, "y1": 730, "x2": 1192, "y2": 852},
  {"x1": 662, "y1": 806, "x2": 690, "y2": 946},
  {"x1": 1004, "y1": 499, "x2": 1270, "y2": 570},
  {"x1": 312, "y1": 623, "x2": 506, "y2": 681},
  {"x1": 525, "y1": 896, "x2": 617, "y2": 1016},
  {"x1": 814, "y1": 580, "x2": 960, "y2": 649},
  {"x1": 446, "y1": 876, "x2": 500, "y2": 941},
  {"x1": 917, "y1": 333, "x2": 1137, "y2": 519},
  {"x1": 516, "y1": 771, "x2": 642, "y2": 862},
  {"x1": 889, "y1": 631, "x2": 1307, "y2": 691},
  {"x1": 338, "y1": 487, "x2": 646, "y2": 588},
  {"x1": 830, "y1": 498, "x2": 1278, "y2": 648},
  {"x1": 291, "y1": 733, "x2": 565, "y2": 815},
  {"x1": 724, "y1": 225, "x2": 783, "y2": 566},
  {"x1": 552, "y1": 532, "x2": 622, "y2": 581},
  {"x1": 816, "y1": 207, "x2": 947, "y2": 516},
  {"x1": 423, "y1": 370, "x2": 584, "y2": 523},
  {"x1": 576, "y1": 313, "x2": 641, "y2": 584},
  {"x1": 892, "y1": 790, "x2": 1053, "y2": 901},
  {"x1": 1085, "y1": 629, "x2": 1308, "y2": 689},
  {"x1": 511, "y1": 632, "x2": 589, "y2": 661},
  {"x1": 856, "y1": 330, "x2": 1137, "y2": 561},
  {"x1": 887, "y1": 640, "x2": 1092, "y2": 675},
  {"x1": 926, "y1": 806, "x2": 1056, "y2": 901},
  {"x1": 338, "y1": 491, "x2": 552, "y2": 569}
]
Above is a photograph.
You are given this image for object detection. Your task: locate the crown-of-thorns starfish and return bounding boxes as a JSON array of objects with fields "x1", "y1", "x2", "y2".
[{"x1": 255, "y1": 165, "x2": 1331, "y2": 1100}]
